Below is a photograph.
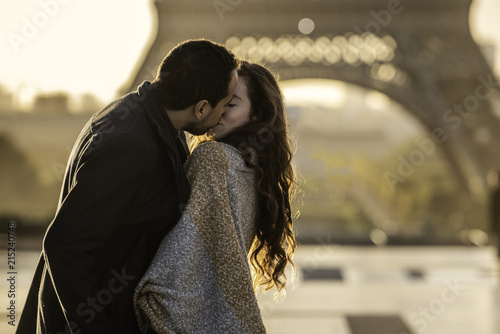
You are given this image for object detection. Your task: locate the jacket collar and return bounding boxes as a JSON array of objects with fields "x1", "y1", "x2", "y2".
[
  {"x1": 137, "y1": 81, "x2": 189, "y2": 163},
  {"x1": 137, "y1": 81, "x2": 191, "y2": 210}
]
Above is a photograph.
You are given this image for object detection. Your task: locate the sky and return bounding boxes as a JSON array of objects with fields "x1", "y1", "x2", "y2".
[
  {"x1": 0, "y1": 0, "x2": 154, "y2": 109},
  {"x1": 0, "y1": 0, "x2": 499, "y2": 111}
]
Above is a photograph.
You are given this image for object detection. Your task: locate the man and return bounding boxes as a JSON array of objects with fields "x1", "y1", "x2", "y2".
[{"x1": 17, "y1": 39, "x2": 238, "y2": 334}]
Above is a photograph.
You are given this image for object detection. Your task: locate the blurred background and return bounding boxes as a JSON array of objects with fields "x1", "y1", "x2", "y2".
[{"x1": 1, "y1": 0, "x2": 499, "y2": 333}]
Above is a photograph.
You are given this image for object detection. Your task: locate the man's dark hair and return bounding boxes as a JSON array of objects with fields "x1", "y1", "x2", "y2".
[{"x1": 151, "y1": 39, "x2": 238, "y2": 110}]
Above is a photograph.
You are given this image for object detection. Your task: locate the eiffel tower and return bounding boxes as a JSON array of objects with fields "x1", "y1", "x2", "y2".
[{"x1": 124, "y1": 0, "x2": 500, "y2": 216}]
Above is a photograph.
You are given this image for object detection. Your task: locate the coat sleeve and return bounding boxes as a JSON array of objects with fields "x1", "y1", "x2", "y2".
[
  {"x1": 185, "y1": 141, "x2": 266, "y2": 333},
  {"x1": 135, "y1": 141, "x2": 265, "y2": 334},
  {"x1": 43, "y1": 133, "x2": 150, "y2": 333}
]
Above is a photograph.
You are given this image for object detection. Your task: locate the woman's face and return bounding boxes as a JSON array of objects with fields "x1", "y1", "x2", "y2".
[{"x1": 209, "y1": 76, "x2": 252, "y2": 140}]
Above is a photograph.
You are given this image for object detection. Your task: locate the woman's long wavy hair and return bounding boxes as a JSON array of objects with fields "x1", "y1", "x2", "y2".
[{"x1": 191, "y1": 61, "x2": 297, "y2": 293}]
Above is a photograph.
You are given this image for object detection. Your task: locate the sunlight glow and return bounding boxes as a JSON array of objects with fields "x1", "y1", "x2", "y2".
[
  {"x1": 364, "y1": 91, "x2": 392, "y2": 111},
  {"x1": 469, "y1": 0, "x2": 500, "y2": 73},
  {"x1": 0, "y1": 0, "x2": 154, "y2": 108},
  {"x1": 282, "y1": 79, "x2": 346, "y2": 109}
]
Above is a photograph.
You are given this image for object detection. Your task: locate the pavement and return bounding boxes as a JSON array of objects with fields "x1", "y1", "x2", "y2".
[
  {"x1": 258, "y1": 245, "x2": 499, "y2": 334},
  {"x1": 1, "y1": 246, "x2": 498, "y2": 334}
]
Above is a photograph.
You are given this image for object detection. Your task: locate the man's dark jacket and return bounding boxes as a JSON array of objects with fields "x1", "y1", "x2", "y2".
[{"x1": 16, "y1": 81, "x2": 190, "y2": 334}]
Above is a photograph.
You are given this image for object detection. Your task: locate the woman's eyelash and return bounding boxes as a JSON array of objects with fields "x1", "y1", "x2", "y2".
[{"x1": 228, "y1": 103, "x2": 236, "y2": 107}]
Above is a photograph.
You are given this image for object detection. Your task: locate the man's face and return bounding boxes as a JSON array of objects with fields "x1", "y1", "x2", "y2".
[
  {"x1": 209, "y1": 76, "x2": 252, "y2": 140},
  {"x1": 185, "y1": 69, "x2": 238, "y2": 135}
]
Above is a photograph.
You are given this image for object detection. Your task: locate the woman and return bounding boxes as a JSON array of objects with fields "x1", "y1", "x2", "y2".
[{"x1": 134, "y1": 61, "x2": 297, "y2": 334}]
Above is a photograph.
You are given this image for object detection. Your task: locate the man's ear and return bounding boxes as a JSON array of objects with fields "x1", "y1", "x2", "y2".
[{"x1": 194, "y1": 100, "x2": 212, "y2": 121}]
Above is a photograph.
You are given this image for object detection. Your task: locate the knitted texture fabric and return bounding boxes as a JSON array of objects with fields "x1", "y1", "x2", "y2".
[{"x1": 134, "y1": 141, "x2": 266, "y2": 334}]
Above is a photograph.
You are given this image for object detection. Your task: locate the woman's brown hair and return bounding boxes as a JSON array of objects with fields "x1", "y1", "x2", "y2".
[{"x1": 202, "y1": 61, "x2": 297, "y2": 293}]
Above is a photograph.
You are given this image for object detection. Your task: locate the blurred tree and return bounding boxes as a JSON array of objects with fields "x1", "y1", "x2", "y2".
[
  {"x1": 0, "y1": 133, "x2": 41, "y2": 212},
  {"x1": 0, "y1": 83, "x2": 13, "y2": 113},
  {"x1": 78, "y1": 93, "x2": 104, "y2": 114},
  {"x1": 33, "y1": 92, "x2": 69, "y2": 115}
]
